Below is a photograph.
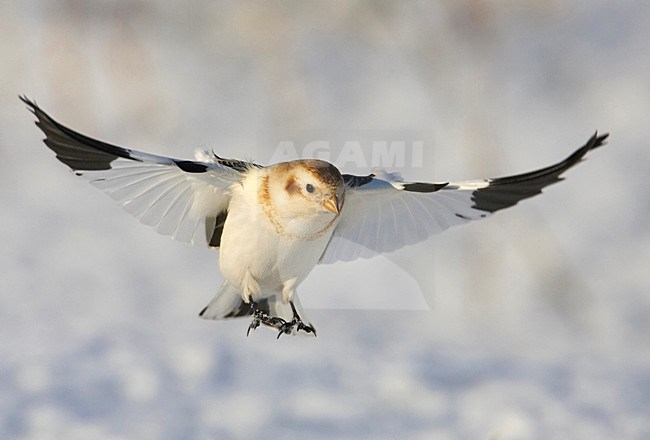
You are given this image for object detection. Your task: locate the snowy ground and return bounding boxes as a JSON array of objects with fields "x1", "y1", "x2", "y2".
[{"x1": 1, "y1": 1, "x2": 649, "y2": 439}]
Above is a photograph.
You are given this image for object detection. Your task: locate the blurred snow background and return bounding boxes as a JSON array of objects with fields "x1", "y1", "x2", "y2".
[{"x1": 1, "y1": 1, "x2": 649, "y2": 438}]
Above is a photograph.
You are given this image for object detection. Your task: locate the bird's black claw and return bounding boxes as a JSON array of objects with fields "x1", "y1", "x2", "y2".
[
  {"x1": 247, "y1": 305, "x2": 288, "y2": 336},
  {"x1": 275, "y1": 319, "x2": 317, "y2": 339},
  {"x1": 298, "y1": 321, "x2": 317, "y2": 336},
  {"x1": 247, "y1": 318, "x2": 259, "y2": 336},
  {"x1": 246, "y1": 299, "x2": 316, "y2": 338},
  {"x1": 277, "y1": 322, "x2": 294, "y2": 339}
]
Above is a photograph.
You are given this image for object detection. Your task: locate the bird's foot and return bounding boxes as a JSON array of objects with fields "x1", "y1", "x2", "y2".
[
  {"x1": 246, "y1": 304, "x2": 286, "y2": 336},
  {"x1": 276, "y1": 318, "x2": 317, "y2": 339},
  {"x1": 246, "y1": 299, "x2": 317, "y2": 338}
]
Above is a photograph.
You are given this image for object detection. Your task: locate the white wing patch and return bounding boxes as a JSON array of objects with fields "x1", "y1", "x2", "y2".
[
  {"x1": 320, "y1": 183, "x2": 490, "y2": 263},
  {"x1": 321, "y1": 132, "x2": 607, "y2": 264},
  {"x1": 82, "y1": 159, "x2": 232, "y2": 244},
  {"x1": 23, "y1": 96, "x2": 244, "y2": 247}
]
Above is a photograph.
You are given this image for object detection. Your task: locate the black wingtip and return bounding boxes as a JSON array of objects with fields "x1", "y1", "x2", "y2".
[
  {"x1": 584, "y1": 131, "x2": 609, "y2": 152},
  {"x1": 470, "y1": 131, "x2": 609, "y2": 213},
  {"x1": 592, "y1": 131, "x2": 609, "y2": 149},
  {"x1": 19, "y1": 95, "x2": 38, "y2": 114},
  {"x1": 562, "y1": 131, "x2": 609, "y2": 166}
]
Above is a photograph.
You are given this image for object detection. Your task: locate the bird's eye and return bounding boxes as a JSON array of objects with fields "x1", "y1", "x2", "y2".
[{"x1": 305, "y1": 183, "x2": 315, "y2": 193}]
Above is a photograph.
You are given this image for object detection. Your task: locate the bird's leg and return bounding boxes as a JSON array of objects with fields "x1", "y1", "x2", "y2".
[
  {"x1": 290, "y1": 301, "x2": 317, "y2": 336},
  {"x1": 247, "y1": 299, "x2": 287, "y2": 336},
  {"x1": 246, "y1": 300, "x2": 261, "y2": 336},
  {"x1": 276, "y1": 301, "x2": 317, "y2": 339}
]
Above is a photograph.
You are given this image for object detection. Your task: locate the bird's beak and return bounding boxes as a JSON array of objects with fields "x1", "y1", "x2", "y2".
[{"x1": 323, "y1": 195, "x2": 340, "y2": 214}]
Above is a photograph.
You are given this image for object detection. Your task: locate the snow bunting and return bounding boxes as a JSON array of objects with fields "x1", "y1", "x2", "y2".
[{"x1": 22, "y1": 96, "x2": 608, "y2": 337}]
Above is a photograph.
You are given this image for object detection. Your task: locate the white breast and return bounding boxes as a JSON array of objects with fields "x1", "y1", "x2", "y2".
[{"x1": 218, "y1": 169, "x2": 339, "y2": 301}]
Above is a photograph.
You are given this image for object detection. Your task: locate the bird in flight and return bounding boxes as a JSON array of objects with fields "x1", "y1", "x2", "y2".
[{"x1": 21, "y1": 96, "x2": 608, "y2": 338}]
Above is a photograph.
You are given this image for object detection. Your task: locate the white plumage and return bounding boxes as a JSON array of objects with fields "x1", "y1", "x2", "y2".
[{"x1": 22, "y1": 96, "x2": 608, "y2": 337}]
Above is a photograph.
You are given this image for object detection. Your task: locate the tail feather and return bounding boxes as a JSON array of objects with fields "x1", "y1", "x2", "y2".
[{"x1": 199, "y1": 281, "x2": 247, "y2": 320}]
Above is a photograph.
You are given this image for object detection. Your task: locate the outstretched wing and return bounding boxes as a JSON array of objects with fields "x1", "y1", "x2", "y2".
[
  {"x1": 22, "y1": 96, "x2": 255, "y2": 246},
  {"x1": 320, "y1": 132, "x2": 608, "y2": 263}
]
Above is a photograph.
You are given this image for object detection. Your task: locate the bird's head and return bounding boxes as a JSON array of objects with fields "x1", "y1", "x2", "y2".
[
  {"x1": 261, "y1": 160, "x2": 345, "y2": 237},
  {"x1": 284, "y1": 160, "x2": 344, "y2": 214}
]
